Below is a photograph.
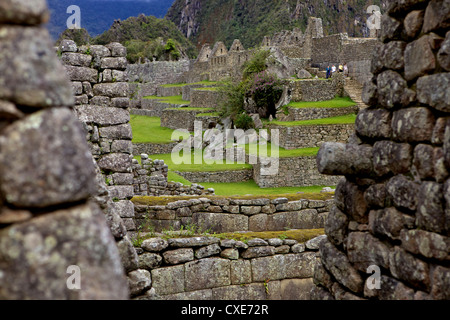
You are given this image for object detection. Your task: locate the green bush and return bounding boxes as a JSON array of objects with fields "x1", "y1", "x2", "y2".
[{"x1": 234, "y1": 113, "x2": 255, "y2": 130}]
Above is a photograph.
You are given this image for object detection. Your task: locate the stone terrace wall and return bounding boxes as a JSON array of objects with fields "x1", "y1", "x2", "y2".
[
  {"x1": 133, "y1": 197, "x2": 331, "y2": 233},
  {"x1": 312, "y1": 0, "x2": 450, "y2": 300},
  {"x1": 290, "y1": 79, "x2": 340, "y2": 102},
  {"x1": 130, "y1": 235, "x2": 325, "y2": 300},
  {"x1": 60, "y1": 41, "x2": 135, "y2": 202},
  {"x1": 132, "y1": 154, "x2": 214, "y2": 197},
  {"x1": 286, "y1": 105, "x2": 359, "y2": 121},
  {"x1": 269, "y1": 124, "x2": 355, "y2": 150},
  {"x1": 253, "y1": 157, "x2": 342, "y2": 188},
  {"x1": 190, "y1": 89, "x2": 225, "y2": 109},
  {"x1": 126, "y1": 60, "x2": 191, "y2": 84},
  {"x1": 177, "y1": 169, "x2": 253, "y2": 184},
  {"x1": 0, "y1": 1, "x2": 128, "y2": 299}
]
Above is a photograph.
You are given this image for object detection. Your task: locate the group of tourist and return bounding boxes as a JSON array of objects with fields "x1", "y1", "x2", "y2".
[{"x1": 325, "y1": 62, "x2": 348, "y2": 79}]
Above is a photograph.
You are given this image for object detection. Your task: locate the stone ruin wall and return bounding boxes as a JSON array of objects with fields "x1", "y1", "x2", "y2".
[
  {"x1": 129, "y1": 197, "x2": 330, "y2": 300},
  {"x1": 312, "y1": 0, "x2": 450, "y2": 300},
  {"x1": 0, "y1": 1, "x2": 129, "y2": 299}
]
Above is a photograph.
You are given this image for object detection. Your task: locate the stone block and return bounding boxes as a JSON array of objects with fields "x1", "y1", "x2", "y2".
[
  {"x1": 195, "y1": 244, "x2": 221, "y2": 259},
  {"x1": 192, "y1": 212, "x2": 248, "y2": 233},
  {"x1": 405, "y1": 35, "x2": 436, "y2": 81},
  {"x1": 168, "y1": 237, "x2": 220, "y2": 248},
  {"x1": 400, "y1": 229, "x2": 449, "y2": 260},
  {"x1": 75, "y1": 105, "x2": 130, "y2": 126},
  {"x1": 438, "y1": 31, "x2": 450, "y2": 71},
  {"x1": 416, "y1": 181, "x2": 445, "y2": 233},
  {"x1": 100, "y1": 57, "x2": 128, "y2": 70},
  {"x1": 422, "y1": 0, "x2": 450, "y2": 33},
  {"x1": 251, "y1": 253, "x2": 317, "y2": 282},
  {"x1": 368, "y1": 207, "x2": 406, "y2": 240},
  {"x1": 317, "y1": 143, "x2": 373, "y2": 176},
  {"x1": 128, "y1": 269, "x2": 151, "y2": 297},
  {"x1": 0, "y1": 203, "x2": 129, "y2": 299},
  {"x1": 65, "y1": 65, "x2": 98, "y2": 83},
  {"x1": 0, "y1": 0, "x2": 49, "y2": 25},
  {"x1": 61, "y1": 52, "x2": 92, "y2": 67},
  {"x1": 386, "y1": 175, "x2": 420, "y2": 211},
  {"x1": 355, "y1": 109, "x2": 392, "y2": 139},
  {"x1": 151, "y1": 265, "x2": 185, "y2": 295},
  {"x1": 111, "y1": 140, "x2": 133, "y2": 154},
  {"x1": 431, "y1": 266, "x2": 450, "y2": 300},
  {"x1": 413, "y1": 144, "x2": 435, "y2": 179},
  {"x1": 0, "y1": 108, "x2": 96, "y2": 208},
  {"x1": 0, "y1": 26, "x2": 74, "y2": 107},
  {"x1": 373, "y1": 140, "x2": 413, "y2": 176},
  {"x1": 377, "y1": 70, "x2": 416, "y2": 109},
  {"x1": 93, "y1": 82, "x2": 129, "y2": 98},
  {"x1": 379, "y1": 41, "x2": 407, "y2": 70},
  {"x1": 141, "y1": 238, "x2": 169, "y2": 252},
  {"x1": 404, "y1": 10, "x2": 425, "y2": 38},
  {"x1": 267, "y1": 209, "x2": 322, "y2": 231},
  {"x1": 389, "y1": 247, "x2": 430, "y2": 291},
  {"x1": 99, "y1": 124, "x2": 133, "y2": 140},
  {"x1": 417, "y1": 73, "x2": 450, "y2": 113},
  {"x1": 280, "y1": 278, "x2": 314, "y2": 300},
  {"x1": 392, "y1": 107, "x2": 435, "y2": 143},
  {"x1": 319, "y1": 240, "x2": 364, "y2": 294},
  {"x1": 241, "y1": 246, "x2": 275, "y2": 259},
  {"x1": 221, "y1": 248, "x2": 239, "y2": 260},
  {"x1": 325, "y1": 206, "x2": 348, "y2": 246},
  {"x1": 347, "y1": 232, "x2": 390, "y2": 272},
  {"x1": 185, "y1": 258, "x2": 230, "y2": 291},
  {"x1": 163, "y1": 248, "x2": 194, "y2": 265},
  {"x1": 335, "y1": 178, "x2": 368, "y2": 224},
  {"x1": 212, "y1": 284, "x2": 267, "y2": 300},
  {"x1": 379, "y1": 14, "x2": 402, "y2": 43},
  {"x1": 98, "y1": 153, "x2": 132, "y2": 173}
]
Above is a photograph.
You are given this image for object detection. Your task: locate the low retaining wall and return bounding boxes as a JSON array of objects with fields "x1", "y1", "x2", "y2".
[
  {"x1": 131, "y1": 234, "x2": 325, "y2": 300},
  {"x1": 133, "y1": 197, "x2": 332, "y2": 233},
  {"x1": 271, "y1": 123, "x2": 354, "y2": 149},
  {"x1": 190, "y1": 89, "x2": 224, "y2": 109},
  {"x1": 161, "y1": 108, "x2": 209, "y2": 131},
  {"x1": 156, "y1": 86, "x2": 183, "y2": 97},
  {"x1": 133, "y1": 142, "x2": 178, "y2": 156},
  {"x1": 140, "y1": 99, "x2": 183, "y2": 117},
  {"x1": 286, "y1": 105, "x2": 359, "y2": 121},
  {"x1": 290, "y1": 78, "x2": 341, "y2": 102},
  {"x1": 253, "y1": 156, "x2": 342, "y2": 188},
  {"x1": 176, "y1": 169, "x2": 253, "y2": 183}
]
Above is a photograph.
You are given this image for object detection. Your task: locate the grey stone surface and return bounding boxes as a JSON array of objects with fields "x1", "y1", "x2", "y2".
[
  {"x1": 128, "y1": 269, "x2": 151, "y2": 296},
  {"x1": 417, "y1": 73, "x2": 450, "y2": 112},
  {"x1": 185, "y1": 258, "x2": 230, "y2": 291},
  {"x1": 0, "y1": 108, "x2": 96, "y2": 208},
  {"x1": 0, "y1": 26, "x2": 74, "y2": 107},
  {"x1": 0, "y1": 203, "x2": 129, "y2": 299}
]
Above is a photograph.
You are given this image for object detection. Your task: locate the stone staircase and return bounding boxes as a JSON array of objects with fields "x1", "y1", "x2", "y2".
[{"x1": 344, "y1": 77, "x2": 367, "y2": 111}]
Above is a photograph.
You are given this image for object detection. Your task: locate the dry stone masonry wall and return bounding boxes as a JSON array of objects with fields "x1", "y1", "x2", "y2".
[
  {"x1": 133, "y1": 197, "x2": 332, "y2": 234},
  {"x1": 0, "y1": 1, "x2": 129, "y2": 299},
  {"x1": 130, "y1": 234, "x2": 324, "y2": 300},
  {"x1": 313, "y1": 0, "x2": 450, "y2": 300}
]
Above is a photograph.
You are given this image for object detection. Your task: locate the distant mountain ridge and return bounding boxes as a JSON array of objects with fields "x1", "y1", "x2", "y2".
[
  {"x1": 166, "y1": 0, "x2": 390, "y2": 49},
  {"x1": 46, "y1": 0, "x2": 174, "y2": 40}
]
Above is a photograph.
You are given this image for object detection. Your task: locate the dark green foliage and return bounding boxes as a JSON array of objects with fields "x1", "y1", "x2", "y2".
[
  {"x1": 55, "y1": 28, "x2": 91, "y2": 46},
  {"x1": 234, "y1": 113, "x2": 255, "y2": 130},
  {"x1": 242, "y1": 49, "x2": 273, "y2": 80},
  {"x1": 91, "y1": 15, "x2": 197, "y2": 62}
]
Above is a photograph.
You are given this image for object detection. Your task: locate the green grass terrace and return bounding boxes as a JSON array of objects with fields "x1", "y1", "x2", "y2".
[
  {"x1": 286, "y1": 96, "x2": 357, "y2": 109},
  {"x1": 268, "y1": 113, "x2": 357, "y2": 127}
]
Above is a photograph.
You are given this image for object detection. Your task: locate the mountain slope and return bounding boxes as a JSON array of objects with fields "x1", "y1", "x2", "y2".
[
  {"x1": 166, "y1": 0, "x2": 389, "y2": 49},
  {"x1": 46, "y1": 0, "x2": 174, "y2": 40}
]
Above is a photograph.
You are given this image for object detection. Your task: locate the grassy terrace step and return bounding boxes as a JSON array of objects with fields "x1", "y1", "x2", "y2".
[
  {"x1": 143, "y1": 95, "x2": 190, "y2": 105},
  {"x1": 199, "y1": 180, "x2": 334, "y2": 196},
  {"x1": 242, "y1": 143, "x2": 319, "y2": 158},
  {"x1": 160, "y1": 80, "x2": 221, "y2": 88},
  {"x1": 131, "y1": 191, "x2": 334, "y2": 207},
  {"x1": 130, "y1": 115, "x2": 190, "y2": 144},
  {"x1": 286, "y1": 96, "x2": 356, "y2": 109},
  {"x1": 136, "y1": 229, "x2": 325, "y2": 243},
  {"x1": 269, "y1": 114, "x2": 357, "y2": 126}
]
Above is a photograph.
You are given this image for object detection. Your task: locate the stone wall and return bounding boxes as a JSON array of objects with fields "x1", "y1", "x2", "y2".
[
  {"x1": 286, "y1": 105, "x2": 359, "y2": 121},
  {"x1": 161, "y1": 108, "x2": 209, "y2": 131},
  {"x1": 126, "y1": 60, "x2": 191, "y2": 84},
  {"x1": 133, "y1": 197, "x2": 331, "y2": 233},
  {"x1": 190, "y1": 89, "x2": 224, "y2": 109},
  {"x1": 130, "y1": 234, "x2": 325, "y2": 300},
  {"x1": 253, "y1": 157, "x2": 342, "y2": 188},
  {"x1": 176, "y1": 169, "x2": 253, "y2": 183},
  {"x1": 312, "y1": 0, "x2": 450, "y2": 300},
  {"x1": 133, "y1": 142, "x2": 180, "y2": 156},
  {"x1": 269, "y1": 123, "x2": 355, "y2": 150},
  {"x1": 60, "y1": 40, "x2": 135, "y2": 202},
  {"x1": 290, "y1": 79, "x2": 340, "y2": 102},
  {"x1": 0, "y1": 1, "x2": 128, "y2": 299},
  {"x1": 132, "y1": 154, "x2": 214, "y2": 197}
]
